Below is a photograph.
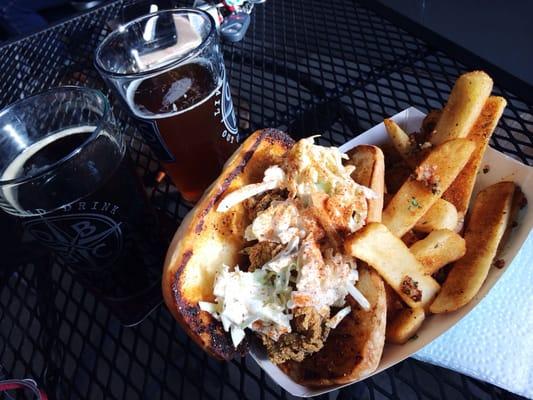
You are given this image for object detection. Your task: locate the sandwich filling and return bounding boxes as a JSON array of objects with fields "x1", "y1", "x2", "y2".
[{"x1": 200, "y1": 137, "x2": 376, "y2": 364}]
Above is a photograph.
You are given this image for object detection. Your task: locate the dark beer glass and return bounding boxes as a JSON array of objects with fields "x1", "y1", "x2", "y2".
[
  {"x1": 95, "y1": 9, "x2": 239, "y2": 203},
  {"x1": 0, "y1": 87, "x2": 165, "y2": 325}
]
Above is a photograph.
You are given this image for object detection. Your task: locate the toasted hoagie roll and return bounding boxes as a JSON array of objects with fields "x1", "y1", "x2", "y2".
[{"x1": 163, "y1": 129, "x2": 386, "y2": 385}]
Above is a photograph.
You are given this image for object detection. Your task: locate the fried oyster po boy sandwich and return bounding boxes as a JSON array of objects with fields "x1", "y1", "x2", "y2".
[{"x1": 163, "y1": 129, "x2": 387, "y2": 385}]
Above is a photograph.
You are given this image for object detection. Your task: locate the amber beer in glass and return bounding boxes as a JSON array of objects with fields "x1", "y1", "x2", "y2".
[{"x1": 95, "y1": 9, "x2": 239, "y2": 202}]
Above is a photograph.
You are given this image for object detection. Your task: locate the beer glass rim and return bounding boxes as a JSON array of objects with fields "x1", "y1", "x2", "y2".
[
  {"x1": 94, "y1": 8, "x2": 216, "y2": 79},
  {"x1": 0, "y1": 86, "x2": 112, "y2": 186}
]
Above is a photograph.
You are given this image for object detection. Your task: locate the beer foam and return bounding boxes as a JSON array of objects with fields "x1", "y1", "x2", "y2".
[{"x1": 1, "y1": 126, "x2": 96, "y2": 214}]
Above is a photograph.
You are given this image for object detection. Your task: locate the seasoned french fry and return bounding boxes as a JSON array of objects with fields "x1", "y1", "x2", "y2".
[
  {"x1": 384, "y1": 119, "x2": 429, "y2": 168},
  {"x1": 386, "y1": 307, "x2": 425, "y2": 344},
  {"x1": 347, "y1": 145, "x2": 385, "y2": 223},
  {"x1": 498, "y1": 186, "x2": 525, "y2": 254},
  {"x1": 443, "y1": 96, "x2": 507, "y2": 214},
  {"x1": 382, "y1": 139, "x2": 475, "y2": 238},
  {"x1": 430, "y1": 71, "x2": 493, "y2": 145},
  {"x1": 384, "y1": 119, "x2": 414, "y2": 162},
  {"x1": 410, "y1": 229, "x2": 466, "y2": 275},
  {"x1": 345, "y1": 223, "x2": 440, "y2": 309},
  {"x1": 430, "y1": 182, "x2": 516, "y2": 313},
  {"x1": 414, "y1": 198, "x2": 458, "y2": 233}
]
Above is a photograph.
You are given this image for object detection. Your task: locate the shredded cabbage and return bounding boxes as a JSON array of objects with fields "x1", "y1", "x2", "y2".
[
  {"x1": 326, "y1": 305, "x2": 352, "y2": 329},
  {"x1": 217, "y1": 165, "x2": 285, "y2": 212},
  {"x1": 198, "y1": 301, "x2": 219, "y2": 315},
  {"x1": 282, "y1": 137, "x2": 374, "y2": 232},
  {"x1": 201, "y1": 256, "x2": 297, "y2": 347},
  {"x1": 263, "y1": 236, "x2": 299, "y2": 272},
  {"x1": 346, "y1": 282, "x2": 371, "y2": 311},
  {"x1": 292, "y1": 242, "x2": 361, "y2": 313},
  {"x1": 284, "y1": 137, "x2": 359, "y2": 200}
]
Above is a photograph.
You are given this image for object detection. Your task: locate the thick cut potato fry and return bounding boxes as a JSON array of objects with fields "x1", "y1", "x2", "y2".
[
  {"x1": 384, "y1": 118, "x2": 430, "y2": 168},
  {"x1": 386, "y1": 307, "x2": 425, "y2": 344},
  {"x1": 384, "y1": 119, "x2": 414, "y2": 161},
  {"x1": 410, "y1": 229, "x2": 466, "y2": 275},
  {"x1": 382, "y1": 139, "x2": 475, "y2": 238},
  {"x1": 345, "y1": 223, "x2": 440, "y2": 308},
  {"x1": 430, "y1": 182, "x2": 516, "y2": 313},
  {"x1": 346, "y1": 145, "x2": 385, "y2": 223},
  {"x1": 430, "y1": 71, "x2": 493, "y2": 145},
  {"x1": 443, "y1": 96, "x2": 507, "y2": 214},
  {"x1": 498, "y1": 186, "x2": 525, "y2": 254},
  {"x1": 414, "y1": 198, "x2": 458, "y2": 233}
]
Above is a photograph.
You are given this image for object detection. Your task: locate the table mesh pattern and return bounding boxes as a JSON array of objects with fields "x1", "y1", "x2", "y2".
[{"x1": 0, "y1": 1, "x2": 530, "y2": 399}]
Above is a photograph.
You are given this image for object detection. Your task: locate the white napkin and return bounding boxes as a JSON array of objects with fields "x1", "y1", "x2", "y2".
[{"x1": 415, "y1": 231, "x2": 533, "y2": 398}]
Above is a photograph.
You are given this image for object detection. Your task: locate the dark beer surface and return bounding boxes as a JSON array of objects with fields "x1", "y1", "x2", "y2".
[
  {"x1": 21, "y1": 131, "x2": 86, "y2": 177},
  {"x1": 13, "y1": 131, "x2": 118, "y2": 212}
]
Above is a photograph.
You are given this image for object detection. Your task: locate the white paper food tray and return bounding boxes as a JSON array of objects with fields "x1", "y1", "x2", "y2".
[{"x1": 250, "y1": 107, "x2": 533, "y2": 397}]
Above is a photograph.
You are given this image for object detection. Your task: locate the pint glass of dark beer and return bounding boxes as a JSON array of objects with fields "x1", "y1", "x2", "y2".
[
  {"x1": 95, "y1": 9, "x2": 239, "y2": 202},
  {"x1": 0, "y1": 87, "x2": 164, "y2": 325}
]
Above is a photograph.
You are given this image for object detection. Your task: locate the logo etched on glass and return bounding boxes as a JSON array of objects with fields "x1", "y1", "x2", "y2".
[
  {"x1": 24, "y1": 212, "x2": 123, "y2": 271},
  {"x1": 219, "y1": 67, "x2": 239, "y2": 143},
  {"x1": 222, "y1": 78, "x2": 238, "y2": 135}
]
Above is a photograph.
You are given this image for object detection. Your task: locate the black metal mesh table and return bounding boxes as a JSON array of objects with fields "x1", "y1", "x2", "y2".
[{"x1": 0, "y1": 1, "x2": 531, "y2": 399}]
